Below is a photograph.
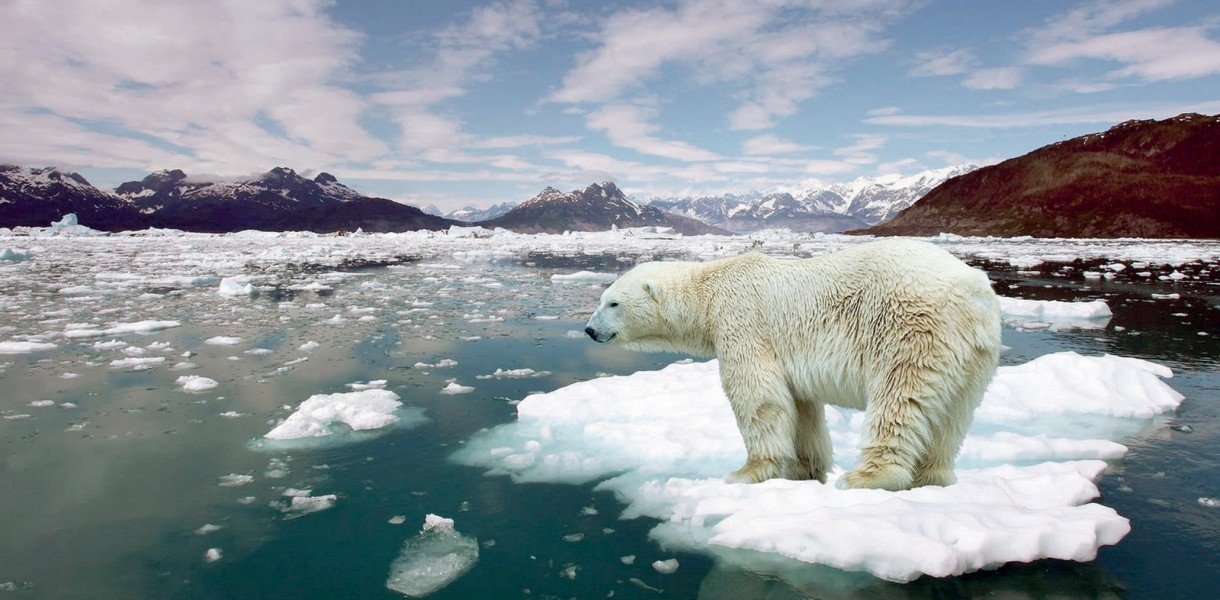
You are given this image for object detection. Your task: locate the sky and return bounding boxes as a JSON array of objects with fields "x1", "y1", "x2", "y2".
[{"x1": 2, "y1": 0, "x2": 1218, "y2": 211}]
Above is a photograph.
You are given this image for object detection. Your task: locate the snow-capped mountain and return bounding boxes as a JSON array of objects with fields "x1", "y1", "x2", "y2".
[
  {"x1": 0, "y1": 165, "x2": 146, "y2": 230},
  {"x1": 482, "y1": 182, "x2": 727, "y2": 235},
  {"x1": 446, "y1": 202, "x2": 517, "y2": 222},
  {"x1": 649, "y1": 164, "x2": 978, "y2": 233}
]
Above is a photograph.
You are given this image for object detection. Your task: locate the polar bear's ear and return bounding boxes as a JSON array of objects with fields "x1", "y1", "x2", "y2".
[{"x1": 642, "y1": 279, "x2": 661, "y2": 301}]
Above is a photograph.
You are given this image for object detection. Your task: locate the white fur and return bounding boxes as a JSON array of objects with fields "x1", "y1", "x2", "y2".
[{"x1": 585, "y1": 239, "x2": 1002, "y2": 490}]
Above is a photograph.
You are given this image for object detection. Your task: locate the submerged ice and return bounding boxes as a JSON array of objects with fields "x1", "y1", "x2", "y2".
[
  {"x1": 455, "y1": 352, "x2": 1183, "y2": 582},
  {"x1": 385, "y1": 515, "x2": 479, "y2": 597}
]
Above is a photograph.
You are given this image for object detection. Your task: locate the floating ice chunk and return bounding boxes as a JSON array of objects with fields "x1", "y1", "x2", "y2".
[
  {"x1": 196, "y1": 524, "x2": 223, "y2": 535},
  {"x1": 63, "y1": 320, "x2": 180, "y2": 339},
  {"x1": 109, "y1": 356, "x2": 165, "y2": 370},
  {"x1": 218, "y1": 276, "x2": 255, "y2": 298},
  {"x1": 28, "y1": 400, "x2": 54, "y2": 408},
  {"x1": 264, "y1": 388, "x2": 406, "y2": 440},
  {"x1": 1151, "y1": 293, "x2": 1180, "y2": 300},
  {"x1": 347, "y1": 380, "x2": 388, "y2": 391},
  {"x1": 176, "y1": 375, "x2": 219, "y2": 392},
  {"x1": 996, "y1": 296, "x2": 1111, "y2": 330},
  {"x1": 0, "y1": 341, "x2": 57, "y2": 354},
  {"x1": 385, "y1": 515, "x2": 479, "y2": 597},
  {"x1": 204, "y1": 336, "x2": 242, "y2": 346},
  {"x1": 620, "y1": 555, "x2": 636, "y2": 565},
  {"x1": 455, "y1": 352, "x2": 1183, "y2": 583},
  {"x1": 414, "y1": 359, "x2": 457, "y2": 369},
  {"x1": 389, "y1": 515, "x2": 406, "y2": 525},
  {"x1": 551, "y1": 271, "x2": 618, "y2": 283},
  {"x1": 440, "y1": 382, "x2": 474, "y2": 395},
  {"x1": 298, "y1": 341, "x2": 320, "y2": 352},
  {"x1": 652, "y1": 559, "x2": 679, "y2": 574},
  {"x1": 1200, "y1": 497, "x2": 1219, "y2": 508},
  {"x1": 217, "y1": 474, "x2": 253, "y2": 487},
  {"x1": 284, "y1": 494, "x2": 337, "y2": 516},
  {"x1": 476, "y1": 368, "x2": 552, "y2": 380},
  {"x1": 205, "y1": 548, "x2": 222, "y2": 563}
]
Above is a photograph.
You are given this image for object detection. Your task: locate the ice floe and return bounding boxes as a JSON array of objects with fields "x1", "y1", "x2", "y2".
[
  {"x1": 996, "y1": 296, "x2": 1112, "y2": 330},
  {"x1": 0, "y1": 341, "x2": 57, "y2": 354},
  {"x1": 63, "y1": 320, "x2": 181, "y2": 339},
  {"x1": 217, "y1": 276, "x2": 255, "y2": 298},
  {"x1": 551, "y1": 271, "x2": 618, "y2": 283},
  {"x1": 176, "y1": 375, "x2": 218, "y2": 392},
  {"x1": 455, "y1": 351, "x2": 1183, "y2": 583},
  {"x1": 385, "y1": 515, "x2": 479, "y2": 597},
  {"x1": 440, "y1": 381, "x2": 475, "y2": 395},
  {"x1": 204, "y1": 336, "x2": 242, "y2": 346},
  {"x1": 264, "y1": 387, "x2": 425, "y2": 441}
]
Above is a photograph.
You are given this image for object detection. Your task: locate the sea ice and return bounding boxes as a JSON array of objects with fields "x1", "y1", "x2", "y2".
[
  {"x1": 652, "y1": 559, "x2": 680, "y2": 574},
  {"x1": 385, "y1": 515, "x2": 479, "y2": 597},
  {"x1": 996, "y1": 296, "x2": 1112, "y2": 330},
  {"x1": 0, "y1": 248, "x2": 31, "y2": 262},
  {"x1": 0, "y1": 341, "x2": 56, "y2": 354},
  {"x1": 204, "y1": 336, "x2": 242, "y2": 346},
  {"x1": 264, "y1": 388, "x2": 413, "y2": 440},
  {"x1": 176, "y1": 375, "x2": 219, "y2": 392},
  {"x1": 205, "y1": 548, "x2": 222, "y2": 563},
  {"x1": 217, "y1": 276, "x2": 255, "y2": 298},
  {"x1": 440, "y1": 381, "x2": 474, "y2": 395},
  {"x1": 476, "y1": 368, "x2": 552, "y2": 379},
  {"x1": 551, "y1": 271, "x2": 618, "y2": 283},
  {"x1": 108, "y1": 356, "x2": 166, "y2": 370},
  {"x1": 217, "y1": 474, "x2": 253, "y2": 487},
  {"x1": 63, "y1": 320, "x2": 181, "y2": 339},
  {"x1": 455, "y1": 352, "x2": 1183, "y2": 583}
]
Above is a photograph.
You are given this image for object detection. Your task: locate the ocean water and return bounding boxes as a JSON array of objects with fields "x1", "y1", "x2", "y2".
[{"x1": 0, "y1": 232, "x2": 1216, "y2": 598}]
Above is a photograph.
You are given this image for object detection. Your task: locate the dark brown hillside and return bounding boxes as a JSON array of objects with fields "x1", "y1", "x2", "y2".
[{"x1": 860, "y1": 113, "x2": 1219, "y2": 238}]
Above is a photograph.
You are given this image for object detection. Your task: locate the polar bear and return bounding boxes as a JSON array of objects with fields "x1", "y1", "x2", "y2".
[{"x1": 584, "y1": 239, "x2": 1001, "y2": 491}]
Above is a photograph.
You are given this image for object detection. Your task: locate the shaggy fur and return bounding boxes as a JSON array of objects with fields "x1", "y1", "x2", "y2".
[{"x1": 584, "y1": 239, "x2": 1002, "y2": 490}]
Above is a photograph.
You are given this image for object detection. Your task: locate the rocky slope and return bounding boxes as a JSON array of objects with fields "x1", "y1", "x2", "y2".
[
  {"x1": 0, "y1": 166, "x2": 146, "y2": 230},
  {"x1": 862, "y1": 113, "x2": 1219, "y2": 238},
  {"x1": 481, "y1": 182, "x2": 728, "y2": 235}
]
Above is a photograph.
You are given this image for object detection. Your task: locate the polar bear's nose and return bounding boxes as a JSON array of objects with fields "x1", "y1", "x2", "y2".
[{"x1": 584, "y1": 326, "x2": 597, "y2": 340}]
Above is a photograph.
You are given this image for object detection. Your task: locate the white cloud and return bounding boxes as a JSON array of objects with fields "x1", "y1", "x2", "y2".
[
  {"x1": 833, "y1": 134, "x2": 887, "y2": 165},
  {"x1": 863, "y1": 100, "x2": 1220, "y2": 128},
  {"x1": 909, "y1": 48, "x2": 977, "y2": 76},
  {"x1": 0, "y1": 0, "x2": 385, "y2": 172},
  {"x1": 550, "y1": 0, "x2": 901, "y2": 131},
  {"x1": 469, "y1": 135, "x2": 583, "y2": 149},
  {"x1": 741, "y1": 134, "x2": 812, "y2": 155},
  {"x1": 867, "y1": 106, "x2": 903, "y2": 116},
  {"x1": 585, "y1": 104, "x2": 720, "y2": 162},
  {"x1": 1027, "y1": 27, "x2": 1220, "y2": 81},
  {"x1": 963, "y1": 67, "x2": 1024, "y2": 90}
]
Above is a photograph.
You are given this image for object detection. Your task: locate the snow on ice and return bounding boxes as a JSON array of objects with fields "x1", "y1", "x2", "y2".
[
  {"x1": 385, "y1": 515, "x2": 479, "y2": 597},
  {"x1": 454, "y1": 352, "x2": 1183, "y2": 583},
  {"x1": 263, "y1": 387, "x2": 426, "y2": 441}
]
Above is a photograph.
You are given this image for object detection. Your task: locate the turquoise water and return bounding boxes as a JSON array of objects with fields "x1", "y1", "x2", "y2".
[{"x1": 0, "y1": 255, "x2": 1216, "y2": 599}]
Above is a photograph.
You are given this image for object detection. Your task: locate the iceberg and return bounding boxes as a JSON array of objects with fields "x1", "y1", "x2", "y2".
[{"x1": 385, "y1": 515, "x2": 479, "y2": 597}]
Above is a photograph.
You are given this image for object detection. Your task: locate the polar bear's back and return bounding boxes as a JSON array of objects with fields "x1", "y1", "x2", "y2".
[{"x1": 705, "y1": 239, "x2": 1000, "y2": 409}]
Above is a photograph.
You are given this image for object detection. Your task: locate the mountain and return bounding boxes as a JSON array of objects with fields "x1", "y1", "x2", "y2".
[
  {"x1": 861, "y1": 113, "x2": 1220, "y2": 238},
  {"x1": 446, "y1": 202, "x2": 517, "y2": 222},
  {"x1": 648, "y1": 165, "x2": 977, "y2": 233},
  {"x1": 2, "y1": 165, "x2": 459, "y2": 233},
  {"x1": 481, "y1": 182, "x2": 728, "y2": 235},
  {"x1": 0, "y1": 166, "x2": 146, "y2": 230}
]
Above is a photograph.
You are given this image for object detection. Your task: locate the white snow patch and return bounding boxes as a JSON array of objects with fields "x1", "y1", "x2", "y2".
[
  {"x1": 455, "y1": 352, "x2": 1182, "y2": 583},
  {"x1": 176, "y1": 375, "x2": 219, "y2": 392},
  {"x1": 0, "y1": 341, "x2": 57, "y2": 354},
  {"x1": 264, "y1": 388, "x2": 412, "y2": 440}
]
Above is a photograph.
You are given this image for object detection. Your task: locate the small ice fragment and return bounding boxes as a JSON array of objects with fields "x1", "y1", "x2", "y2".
[
  {"x1": 620, "y1": 555, "x2": 636, "y2": 565},
  {"x1": 562, "y1": 533, "x2": 584, "y2": 542},
  {"x1": 1151, "y1": 293, "x2": 1180, "y2": 300},
  {"x1": 440, "y1": 382, "x2": 474, "y2": 395},
  {"x1": 652, "y1": 559, "x2": 679, "y2": 574},
  {"x1": 218, "y1": 474, "x2": 254, "y2": 487},
  {"x1": 205, "y1": 336, "x2": 242, "y2": 346},
  {"x1": 551, "y1": 271, "x2": 617, "y2": 283},
  {"x1": 385, "y1": 515, "x2": 479, "y2": 597},
  {"x1": 0, "y1": 341, "x2": 57, "y2": 354},
  {"x1": 560, "y1": 565, "x2": 578, "y2": 579},
  {"x1": 205, "y1": 548, "x2": 222, "y2": 563},
  {"x1": 581, "y1": 506, "x2": 599, "y2": 516},
  {"x1": 1200, "y1": 498, "x2": 1219, "y2": 508},
  {"x1": 176, "y1": 375, "x2": 219, "y2": 392},
  {"x1": 218, "y1": 276, "x2": 255, "y2": 298},
  {"x1": 196, "y1": 524, "x2": 223, "y2": 535},
  {"x1": 286, "y1": 494, "x2": 337, "y2": 516},
  {"x1": 282, "y1": 488, "x2": 312, "y2": 497},
  {"x1": 298, "y1": 341, "x2": 320, "y2": 352},
  {"x1": 28, "y1": 400, "x2": 54, "y2": 408},
  {"x1": 218, "y1": 411, "x2": 243, "y2": 418},
  {"x1": 389, "y1": 515, "x2": 406, "y2": 525},
  {"x1": 264, "y1": 388, "x2": 403, "y2": 440}
]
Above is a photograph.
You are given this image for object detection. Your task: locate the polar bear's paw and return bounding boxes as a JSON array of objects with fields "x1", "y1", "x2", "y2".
[
  {"x1": 725, "y1": 457, "x2": 806, "y2": 484},
  {"x1": 841, "y1": 464, "x2": 915, "y2": 491}
]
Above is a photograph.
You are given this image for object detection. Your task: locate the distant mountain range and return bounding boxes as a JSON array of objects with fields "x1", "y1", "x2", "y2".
[
  {"x1": 862, "y1": 113, "x2": 1220, "y2": 238},
  {"x1": 445, "y1": 202, "x2": 517, "y2": 222},
  {"x1": 479, "y1": 182, "x2": 727, "y2": 235},
  {"x1": 646, "y1": 164, "x2": 977, "y2": 233},
  {"x1": 0, "y1": 166, "x2": 458, "y2": 233}
]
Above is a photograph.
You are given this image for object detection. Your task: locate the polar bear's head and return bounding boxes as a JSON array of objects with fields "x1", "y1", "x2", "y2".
[{"x1": 584, "y1": 262, "x2": 675, "y2": 350}]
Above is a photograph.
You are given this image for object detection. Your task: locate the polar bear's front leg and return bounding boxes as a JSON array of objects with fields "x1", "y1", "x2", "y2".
[
  {"x1": 719, "y1": 358, "x2": 803, "y2": 484},
  {"x1": 794, "y1": 399, "x2": 832, "y2": 483}
]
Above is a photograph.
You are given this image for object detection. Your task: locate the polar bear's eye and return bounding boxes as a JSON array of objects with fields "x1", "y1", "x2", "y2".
[{"x1": 609, "y1": 302, "x2": 619, "y2": 308}]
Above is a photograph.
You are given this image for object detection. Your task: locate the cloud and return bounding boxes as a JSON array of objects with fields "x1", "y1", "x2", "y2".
[
  {"x1": 1027, "y1": 26, "x2": 1220, "y2": 81},
  {"x1": 863, "y1": 100, "x2": 1220, "y2": 128},
  {"x1": 585, "y1": 103, "x2": 720, "y2": 162},
  {"x1": 0, "y1": 0, "x2": 386, "y2": 172},
  {"x1": 741, "y1": 134, "x2": 813, "y2": 155},
  {"x1": 908, "y1": 48, "x2": 977, "y2": 76},
  {"x1": 833, "y1": 134, "x2": 887, "y2": 165},
  {"x1": 469, "y1": 135, "x2": 583, "y2": 149},
  {"x1": 550, "y1": 0, "x2": 902, "y2": 131},
  {"x1": 963, "y1": 67, "x2": 1024, "y2": 90}
]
